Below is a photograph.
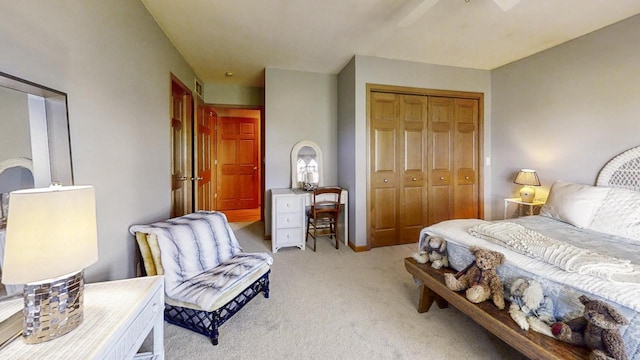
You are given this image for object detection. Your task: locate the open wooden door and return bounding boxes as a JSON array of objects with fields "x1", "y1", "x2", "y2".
[
  {"x1": 170, "y1": 75, "x2": 192, "y2": 218},
  {"x1": 194, "y1": 100, "x2": 214, "y2": 211}
]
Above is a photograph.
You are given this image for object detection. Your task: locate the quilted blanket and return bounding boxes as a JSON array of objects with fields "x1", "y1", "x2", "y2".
[
  {"x1": 469, "y1": 221, "x2": 640, "y2": 283},
  {"x1": 129, "y1": 211, "x2": 273, "y2": 309}
]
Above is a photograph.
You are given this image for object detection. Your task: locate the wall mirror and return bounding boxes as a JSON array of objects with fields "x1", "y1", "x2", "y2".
[
  {"x1": 0, "y1": 71, "x2": 73, "y2": 299},
  {"x1": 291, "y1": 140, "x2": 323, "y2": 190}
]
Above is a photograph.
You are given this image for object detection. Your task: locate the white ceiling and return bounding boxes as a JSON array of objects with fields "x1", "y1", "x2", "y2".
[{"x1": 141, "y1": 0, "x2": 640, "y2": 87}]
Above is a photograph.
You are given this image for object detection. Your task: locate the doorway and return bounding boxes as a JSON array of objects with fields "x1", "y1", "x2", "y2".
[{"x1": 200, "y1": 106, "x2": 263, "y2": 222}]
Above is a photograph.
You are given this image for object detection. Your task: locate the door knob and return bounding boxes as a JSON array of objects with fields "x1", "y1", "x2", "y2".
[
  {"x1": 440, "y1": 176, "x2": 445, "y2": 180},
  {"x1": 412, "y1": 177, "x2": 417, "y2": 181},
  {"x1": 465, "y1": 176, "x2": 470, "y2": 180},
  {"x1": 179, "y1": 176, "x2": 188, "y2": 181},
  {"x1": 383, "y1": 179, "x2": 388, "y2": 183},
  {"x1": 191, "y1": 177, "x2": 203, "y2": 181},
  {"x1": 253, "y1": 166, "x2": 258, "y2": 170}
]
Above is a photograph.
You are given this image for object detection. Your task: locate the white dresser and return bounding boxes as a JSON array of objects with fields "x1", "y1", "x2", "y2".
[
  {"x1": 271, "y1": 188, "x2": 348, "y2": 253},
  {"x1": 0, "y1": 276, "x2": 164, "y2": 360},
  {"x1": 271, "y1": 188, "x2": 306, "y2": 252}
]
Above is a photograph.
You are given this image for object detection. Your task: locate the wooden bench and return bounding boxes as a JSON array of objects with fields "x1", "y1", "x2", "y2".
[{"x1": 404, "y1": 257, "x2": 589, "y2": 360}]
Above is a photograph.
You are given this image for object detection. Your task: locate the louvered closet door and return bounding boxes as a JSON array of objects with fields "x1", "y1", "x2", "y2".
[{"x1": 369, "y1": 92, "x2": 399, "y2": 247}]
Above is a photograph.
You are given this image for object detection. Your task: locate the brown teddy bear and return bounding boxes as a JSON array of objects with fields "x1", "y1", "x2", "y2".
[
  {"x1": 551, "y1": 295, "x2": 628, "y2": 360},
  {"x1": 444, "y1": 246, "x2": 505, "y2": 309}
]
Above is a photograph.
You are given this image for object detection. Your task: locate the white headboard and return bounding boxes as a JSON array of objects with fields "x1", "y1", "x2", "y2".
[{"x1": 596, "y1": 145, "x2": 640, "y2": 192}]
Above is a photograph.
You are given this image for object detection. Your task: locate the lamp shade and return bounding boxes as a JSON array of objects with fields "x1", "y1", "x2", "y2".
[
  {"x1": 513, "y1": 169, "x2": 541, "y2": 186},
  {"x1": 2, "y1": 185, "x2": 98, "y2": 284}
]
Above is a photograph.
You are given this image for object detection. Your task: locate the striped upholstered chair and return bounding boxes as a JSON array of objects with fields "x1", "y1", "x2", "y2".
[{"x1": 129, "y1": 211, "x2": 272, "y2": 345}]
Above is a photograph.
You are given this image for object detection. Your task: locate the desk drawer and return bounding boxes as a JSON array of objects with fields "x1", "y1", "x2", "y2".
[
  {"x1": 275, "y1": 228, "x2": 303, "y2": 246},
  {"x1": 275, "y1": 196, "x2": 302, "y2": 213},
  {"x1": 276, "y1": 212, "x2": 303, "y2": 229}
]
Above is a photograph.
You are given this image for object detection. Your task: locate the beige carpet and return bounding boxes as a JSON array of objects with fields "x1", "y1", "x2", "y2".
[{"x1": 152, "y1": 222, "x2": 526, "y2": 360}]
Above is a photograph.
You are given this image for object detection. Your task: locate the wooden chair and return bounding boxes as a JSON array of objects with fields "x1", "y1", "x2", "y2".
[{"x1": 305, "y1": 187, "x2": 342, "y2": 251}]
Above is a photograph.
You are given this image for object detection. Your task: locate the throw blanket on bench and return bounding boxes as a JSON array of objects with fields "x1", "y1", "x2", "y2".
[
  {"x1": 129, "y1": 211, "x2": 273, "y2": 309},
  {"x1": 469, "y1": 222, "x2": 640, "y2": 283}
]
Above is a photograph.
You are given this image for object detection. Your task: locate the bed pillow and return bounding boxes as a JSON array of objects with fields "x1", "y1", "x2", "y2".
[
  {"x1": 588, "y1": 187, "x2": 640, "y2": 241},
  {"x1": 539, "y1": 180, "x2": 610, "y2": 228}
]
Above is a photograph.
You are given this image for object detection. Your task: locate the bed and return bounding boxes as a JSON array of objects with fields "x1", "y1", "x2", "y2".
[{"x1": 417, "y1": 146, "x2": 640, "y2": 359}]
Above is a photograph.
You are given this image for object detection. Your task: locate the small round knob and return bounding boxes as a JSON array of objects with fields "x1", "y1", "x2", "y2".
[
  {"x1": 412, "y1": 177, "x2": 417, "y2": 181},
  {"x1": 384, "y1": 179, "x2": 388, "y2": 183},
  {"x1": 440, "y1": 176, "x2": 444, "y2": 180},
  {"x1": 465, "y1": 176, "x2": 470, "y2": 180}
]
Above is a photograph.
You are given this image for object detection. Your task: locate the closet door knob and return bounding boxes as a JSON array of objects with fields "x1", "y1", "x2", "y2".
[
  {"x1": 465, "y1": 176, "x2": 470, "y2": 180},
  {"x1": 383, "y1": 179, "x2": 388, "y2": 183},
  {"x1": 440, "y1": 176, "x2": 444, "y2": 180},
  {"x1": 412, "y1": 177, "x2": 417, "y2": 181}
]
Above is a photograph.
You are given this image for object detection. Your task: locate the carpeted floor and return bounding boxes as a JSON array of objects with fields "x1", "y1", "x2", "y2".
[{"x1": 149, "y1": 221, "x2": 526, "y2": 360}]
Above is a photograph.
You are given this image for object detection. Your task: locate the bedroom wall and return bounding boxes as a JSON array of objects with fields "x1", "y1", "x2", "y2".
[
  {"x1": 0, "y1": 1, "x2": 197, "y2": 282},
  {"x1": 204, "y1": 83, "x2": 264, "y2": 106},
  {"x1": 339, "y1": 55, "x2": 492, "y2": 247},
  {"x1": 264, "y1": 68, "x2": 338, "y2": 236},
  {"x1": 491, "y1": 14, "x2": 640, "y2": 220}
]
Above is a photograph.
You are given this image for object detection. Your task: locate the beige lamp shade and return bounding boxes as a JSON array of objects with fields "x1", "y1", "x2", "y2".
[
  {"x1": 2, "y1": 185, "x2": 98, "y2": 284},
  {"x1": 514, "y1": 169, "x2": 541, "y2": 186}
]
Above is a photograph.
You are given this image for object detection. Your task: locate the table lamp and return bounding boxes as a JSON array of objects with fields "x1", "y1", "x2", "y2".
[
  {"x1": 1, "y1": 185, "x2": 98, "y2": 344},
  {"x1": 513, "y1": 169, "x2": 541, "y2": 203}
]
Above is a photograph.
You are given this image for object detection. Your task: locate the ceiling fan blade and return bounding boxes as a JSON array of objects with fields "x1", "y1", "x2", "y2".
[
  {"x1": 493, "y1": 0, "x2": 520, "y2": 11},
  {"x1": 397, "y1": 0, "x2": 440, "y2": 28}
]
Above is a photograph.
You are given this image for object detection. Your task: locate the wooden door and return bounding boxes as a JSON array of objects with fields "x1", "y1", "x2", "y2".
[
  {"x1": 170, "y1": 77, "x2": 192, "y2": 218},
  {"x1": 399, "y1": 95, "x2": 428, "y2": 243},
  {"x1": 452, "y1": 98, "x2": 479, "y2": 219},
  {"x1": 368, "y1": 85, "x2": 482, "y2": 249},
  {"x1": 427, "y1": 97, "x2": 454, "y2": 225},
  {"x1": 217, "y1": 117, "x2": 259, "y2": 210},
  {"x1": 195, "y1": 103, "x2": 215, "y2": 211},
  {"x1": 369, "y1": 92, "x2": 399, "y2": 247}
]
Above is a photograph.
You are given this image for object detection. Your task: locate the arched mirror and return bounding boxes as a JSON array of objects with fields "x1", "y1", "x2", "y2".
[
  {"x1": 291, "y1": 140, "x2": 323, "y2": 190},
  {"x1": 0, "y1": 72, "x2": 73, "y2": 299}
]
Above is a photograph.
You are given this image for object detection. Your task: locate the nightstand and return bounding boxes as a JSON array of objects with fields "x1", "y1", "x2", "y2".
[{"x1": 503, "y1": 198, "x2": 546, "y2": 219}]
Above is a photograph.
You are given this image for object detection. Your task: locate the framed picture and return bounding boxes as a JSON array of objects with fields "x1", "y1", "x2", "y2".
[{"x1": 194, "y1": 79, "x2": 203, "y2": 98}]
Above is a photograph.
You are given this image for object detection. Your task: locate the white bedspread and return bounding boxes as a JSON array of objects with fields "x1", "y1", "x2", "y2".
[
  {"x1": 469, "y1": 221, "x2": 640, "y2": 283},
  {"x1": 420, "y1": 219, "x2": 640, "y2": 313}
]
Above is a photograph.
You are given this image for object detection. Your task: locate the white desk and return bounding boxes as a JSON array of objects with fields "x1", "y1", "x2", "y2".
[
  {"x1": 271, "y1": 188, "x2": 348, "y2": 252},
  {"x1": 0, "y1": 276, "x2": 164, "y2": 360}
]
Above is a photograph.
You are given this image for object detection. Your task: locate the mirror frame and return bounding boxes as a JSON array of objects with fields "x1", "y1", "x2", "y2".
[
  {"x1": 291, "y1": 140, "x2": 323, "y2": 189},
  {"x1": 0, "y1": 71, "x2": 73, "y2": 188}
]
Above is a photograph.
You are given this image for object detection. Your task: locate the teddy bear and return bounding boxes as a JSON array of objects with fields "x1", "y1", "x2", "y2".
[
  {"x1": 443, "y1": 246, "x2": 506, "y2": 309},
  {"x1": 551, "y1": 295, "x2": 628, "y2": 360},
  {"x1": 412, "y1": 235, "x2": 449, "y2": 269},
  {"x1": 508, "y1": 278, "x2": 555, "y2": 337}
]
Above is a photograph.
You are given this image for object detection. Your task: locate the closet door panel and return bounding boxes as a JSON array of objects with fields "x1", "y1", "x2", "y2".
[
  {"x1": 427, "y1": 97, "x2": 454, "y2": 225},
  {"x1": 370, "y1": 92, "x2": 399, "y2": 247},
  {"x1": 453, "y1": 99, "x2": 479, "y2": 219},
  {"x1": 400, "y1": 95, "x2": 427, "y2": 243}
]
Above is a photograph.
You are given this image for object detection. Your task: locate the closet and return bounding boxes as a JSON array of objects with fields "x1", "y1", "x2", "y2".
[{"x1": 368, "y1": 86, "x2": 483, "y2": 248}]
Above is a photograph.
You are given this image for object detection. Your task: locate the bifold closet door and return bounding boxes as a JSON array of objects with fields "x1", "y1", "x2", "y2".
[
  {"x1": 427, "y1": 96, "x2": 479, "y2": 225},
  {"x1": 369, "y1": 92, "x2": 427, "y2": 247}
]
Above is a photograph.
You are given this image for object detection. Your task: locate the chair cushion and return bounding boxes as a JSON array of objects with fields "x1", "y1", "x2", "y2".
[
  {"x1": 166, "y1": 260, "x2": 271, "y2": 311},
  {"x1": 129, "y1": 211, "x2": 245, "y2": 298}
]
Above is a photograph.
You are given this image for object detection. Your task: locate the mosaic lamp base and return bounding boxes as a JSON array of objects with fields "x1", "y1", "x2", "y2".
[{"x1": 22, "y1": 270, "x2": 85, "y2": 344}]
